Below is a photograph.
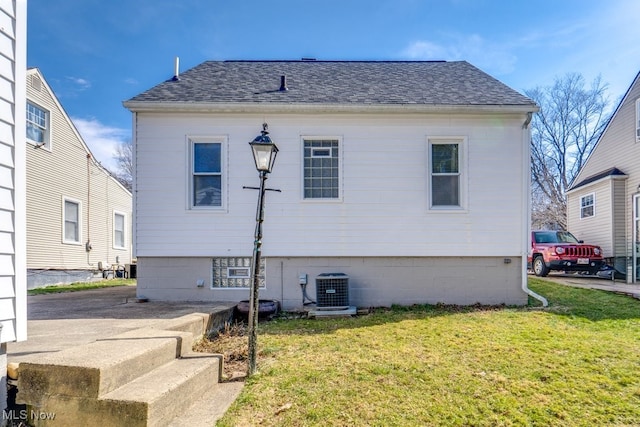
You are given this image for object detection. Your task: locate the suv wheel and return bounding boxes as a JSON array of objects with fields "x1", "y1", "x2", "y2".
[{"x1": 533, "y1": 256, "x2": 549, "y2": 277}]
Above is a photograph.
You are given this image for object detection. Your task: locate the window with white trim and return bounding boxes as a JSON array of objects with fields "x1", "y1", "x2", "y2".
[
  {"x1": 27, "y1": 101, "x2": 50, "y2": 148},
  {"x1": 190, "y1": 138, "x2": 224, "y2": 208},
  {"x1": 303, "y1": 138, "x2": 340, "y2": 199},
  {"x1": 63, "y1": 198, "x2": 81, "y2": 244},
  {"x1": 636, "y1": 99, "x2": 640, "y2": 142},
  {"x1": 113, "y1": 211, "x2": 126, "y2": 249},
  {"x1": 580, "y1": 193, "x2": 595, "y2": 218},
  {"x1": 429, "y1": 138, "x2": 463, "y2": 208},
  {"x1": 212, "y1": 257, "x2": 265, "y2": 288}
]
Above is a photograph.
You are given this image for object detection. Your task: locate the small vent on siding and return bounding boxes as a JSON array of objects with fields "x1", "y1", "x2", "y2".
[{"x1": 30, "y1": 75, "x2": 42, "y2": 92}]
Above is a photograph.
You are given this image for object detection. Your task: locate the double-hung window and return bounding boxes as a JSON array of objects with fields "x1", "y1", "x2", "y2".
[
  {"x1": 429, "y1": 138, "x2": 463, "y2": 208},
  {"x1": 303, "y1": 138, "x2": 340, "y2": 199},
  {"x1": 580, "y1": 193, "x2": 594, "y2": 218},
  {"x1": 191, "y1": 138, "x2": 224, "y2": 208},
  {"x1": 113, "y1": 211, "x2": 126, "y2": 249},
  {"x1": 63, "y1": 198, "x2": 81, "y2": 244},
  {"x1": 27, "y1": 101, "x2": 50, "y2": 148}
]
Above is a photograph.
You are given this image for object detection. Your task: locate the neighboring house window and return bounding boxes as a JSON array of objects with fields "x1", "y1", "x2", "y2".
[
  {"x1": 580, "y1": 193, "x2": 595, "y2": 218},
  {"x1": 190, "y1": 138, "x2": 224, "y2": 208},
  {"x1": 212, "y1": 257, "x2": 265, "y2": 288},
  {"x1": 636, "y1": 99, "x2": 640, "y2": 142},
  {"x1": 26, "y1": 101, "x2": 50, "y2": 148},
  {"x1": 63, "y1": 198, "x2": 81, "y2": 244},
  {"x1": 303, "y1": 138, "x2": 340, "y2": 199},
  {"x1": 113, "y1": 211, "x2": 126, "y2": 249},
  {"x1": 429, "y1": 138, "x2": 464, "y2": 208}
]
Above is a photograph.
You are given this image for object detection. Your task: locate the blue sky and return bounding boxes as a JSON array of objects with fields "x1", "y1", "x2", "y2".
[{"x1": 27, "y1": 0, "x2": 640, "y2": 171}]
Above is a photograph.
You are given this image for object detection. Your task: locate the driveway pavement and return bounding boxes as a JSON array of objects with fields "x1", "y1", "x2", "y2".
[
  {"x1": 531, "y1": 272, "x2": 640, "y2": 298},
  {"x1": 7, "y1": 286, "x2": 237, "y2": 363}
]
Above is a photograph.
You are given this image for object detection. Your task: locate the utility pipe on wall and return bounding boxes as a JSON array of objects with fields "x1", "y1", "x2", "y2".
[{"x1": 522, "y1": 112, "x2": 548, "y2": 307}]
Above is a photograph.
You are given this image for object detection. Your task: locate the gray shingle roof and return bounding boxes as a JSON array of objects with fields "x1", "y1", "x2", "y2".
[
  {"x1": 569, "y1": 167, "x2": 627, "y2": 191},
  {"x1": 125, "y1": 60, "x2": 536, "y2": 108}
]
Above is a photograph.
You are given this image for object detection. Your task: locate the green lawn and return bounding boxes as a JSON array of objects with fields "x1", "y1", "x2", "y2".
[
  {"x1": 216, "y1": 279, "x2": 640, "y2": 426},
  {"x1": 27, "y1": 278, "x2": 135, "y2": 295}
]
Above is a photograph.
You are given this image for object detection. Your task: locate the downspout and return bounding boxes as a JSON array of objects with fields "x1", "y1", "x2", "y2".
[{"x1": 522, "y1": 112, "x2": 548, "y2": 307}]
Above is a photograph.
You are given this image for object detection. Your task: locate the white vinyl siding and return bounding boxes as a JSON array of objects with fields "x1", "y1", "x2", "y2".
[
  {"x1": 63, "y1": 198, "x2": 81, "y2": 244},
  {"x1": 580, "y1": 193, "x2": 594, "y2": 218},
  {"x1": 113, "y1": 211, "x2": 126, "y2": 249},
  {"x1": 1, "y1": 0, "x2": 27, "y2": 344},
  {"x1": 26, "y1": 101, "x2": 50, "y2": 148},
  {"x1": 636, "y1": 98, "x2": 640, "y2": 142},
  {"x1": 133, "y1": 114, "x2": 526, "y2": 258},
  {"x1": 189, "y1": 137, "x2": 225, "y2": 209}
]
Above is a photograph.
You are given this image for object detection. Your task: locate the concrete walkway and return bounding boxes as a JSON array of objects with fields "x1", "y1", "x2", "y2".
[{"x1": 8, "y1": 286, "x2": 238, "y2": 363}]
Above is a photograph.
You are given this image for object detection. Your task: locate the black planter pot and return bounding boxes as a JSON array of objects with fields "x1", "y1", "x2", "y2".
[{"x1": 235, "y1": 299, "x2": 280, "y2": 320}]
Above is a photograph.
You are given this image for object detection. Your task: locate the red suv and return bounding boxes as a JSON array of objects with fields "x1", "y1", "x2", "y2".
[{"x1": 528, "y1": 230, "x2": 604, "y2": 277}]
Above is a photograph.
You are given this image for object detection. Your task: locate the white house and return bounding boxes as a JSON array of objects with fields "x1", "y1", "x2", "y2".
[
  {"x1": 567, "y1": 70, "x2": 640, "y2": 283},
  {"x1": 25, "y1": 68, "x2": 133, "y2": 288},
  {"x1": 124, "y1": 60, "x2": 540, "y2": 310},
  {"x1": 1, "y1": 0, "x2": 26, "y2": 415}
]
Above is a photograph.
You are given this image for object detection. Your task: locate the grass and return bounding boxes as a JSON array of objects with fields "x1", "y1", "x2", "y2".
[
  {"x1": 27, "y1": 278, "x2": 136, "y2": 295},
  {"x1": 210, "y1": 278, "x2": 640, "y2": 426}
]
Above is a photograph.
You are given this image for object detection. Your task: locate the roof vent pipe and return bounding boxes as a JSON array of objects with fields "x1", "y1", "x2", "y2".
[
  {"x1": 279, "y1": 75, "x2": 288, "y2": 91},
  {"x1": 172, "y1": 57, "x2": 180, "y2": 81}
]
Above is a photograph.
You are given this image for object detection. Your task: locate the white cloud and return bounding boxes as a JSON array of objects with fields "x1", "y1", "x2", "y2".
[
  {"x1": 72, "y1": 117, "x2": 129, "y2": 172},
  {"x1": 400, "y1": 34, "x2": 517, "y2": 76},
  {"x1": 66, "y1": 76, "x2": 91, "y2": 90}
]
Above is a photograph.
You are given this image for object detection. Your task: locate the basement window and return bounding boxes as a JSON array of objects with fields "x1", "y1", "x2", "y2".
[{"x1": 212, "y1": 257, "x2": 265, "y2": 288}]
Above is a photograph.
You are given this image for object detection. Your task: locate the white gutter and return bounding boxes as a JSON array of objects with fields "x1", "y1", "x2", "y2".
[
  {"x1": 122, "y1": 100, "x2": 539, "y2": 115},
  {"x1": 522, "y1": 112, "x2": 548, "y2": 307}
]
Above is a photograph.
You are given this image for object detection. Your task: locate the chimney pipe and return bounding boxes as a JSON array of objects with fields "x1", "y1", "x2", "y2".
[
  {"x1": 279, "y1": 75, "x2": 288, "y2": 91},
  {"x1": 172, "y1": 57, "x2": 180, "y2": 81}
]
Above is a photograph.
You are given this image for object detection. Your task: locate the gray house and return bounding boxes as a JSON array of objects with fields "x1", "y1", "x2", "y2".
[
  {"x1": 567, "y1": 70, "x2": 640, "y2": 283},
  {"x1": 124, "y1": 60, "x2": 540, "y2": 310}
]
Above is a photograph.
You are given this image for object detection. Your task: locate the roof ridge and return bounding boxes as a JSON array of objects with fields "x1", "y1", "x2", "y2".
[{"x1": 221, "y1": 59, "x2": 450, "y2": 64}]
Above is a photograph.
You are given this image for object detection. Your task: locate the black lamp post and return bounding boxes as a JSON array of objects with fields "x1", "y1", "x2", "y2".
[{"x1": 247, "y1": 123, "x2": 278, "y2": 376}]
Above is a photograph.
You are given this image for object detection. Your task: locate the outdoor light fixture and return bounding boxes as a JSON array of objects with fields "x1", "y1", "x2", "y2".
[
  {"x1": 249, "y1": 123, "x2": 279, "y2": 173},
  {"x1": 246, "y1": 123, "x2": 279, "y2": 376}
]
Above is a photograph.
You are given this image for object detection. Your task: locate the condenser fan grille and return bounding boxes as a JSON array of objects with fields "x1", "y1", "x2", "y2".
[{"x1": 316, "y1": 273, "x2": 349, "y2": 308}]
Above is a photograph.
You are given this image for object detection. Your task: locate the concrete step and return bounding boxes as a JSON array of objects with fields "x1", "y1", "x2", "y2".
[
  {"x1": 14, "y1": 310, "x2": 240, "y2": 426},
  {"x1": 24, "y1": 353, "x2": 222, "y2": 427},
  {"x1": 18, "y1": 328, "x2": 193, "y2": 403},
  {"x1": 98, "y1": 353, "x2": 222, "y2": 427},
  {"x1": 167, "y1": 381, "x2": 244, "y2": 427}
]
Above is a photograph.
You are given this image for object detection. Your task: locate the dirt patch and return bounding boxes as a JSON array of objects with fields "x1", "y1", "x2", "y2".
[{"x1": 193, "y1": 322, "x2": 249, "y2": 382}]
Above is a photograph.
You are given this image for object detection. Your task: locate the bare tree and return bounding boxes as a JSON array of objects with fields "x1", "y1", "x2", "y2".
[
  {"x1": 113, "y1": 139, "x2": 133, "y2": 192},
  {"x1": 525, "y1": 73, "x2": 611, "y2": 230}
]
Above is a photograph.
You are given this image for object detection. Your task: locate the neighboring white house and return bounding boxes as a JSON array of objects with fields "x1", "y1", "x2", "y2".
[
  {"x1": 1, "y1": 0, "x2": 27, "y2": 415},
  {"x1": 567, "y1": 70, "x2": 640, "y2": 283},
  {"x1": 25, "y1": 68, "x2": 133, "y2": 288},
  {"x1": 124, "y1": 60, "x2": 539, "y2": 310}
]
